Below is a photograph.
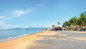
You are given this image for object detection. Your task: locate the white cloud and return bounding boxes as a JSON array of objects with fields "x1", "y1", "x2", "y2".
[
  {"x1": 44, "y1": 24, "x2": 53, "y2": 27},
  {"x1": 0, "y1": 8, "x2": 33, "y2": 29},
  {"x1": 0, "y1": 21, "x2": 6, "y2": 29},
  {"x1": 0, "y1": 2, "x2": 46, "y2": 29},
  {"x1": 12, "y1": 8, "x2": 33, "y2": 17},
  {"x1": 0, "y1": 21, "x2": 9, "y2": 29},
  {"x1": 0, "y1": 16, "x2": 12, "y2": 21},
  {"x1": 0, "y1": 21, "x2": 6, "y2": 25},
  {"x1": 5, "y1": 18, "x2": 11, "y2": 20},
  {"x1": 11, "y1": 2, "x2": 46, "y2": 17},
  {"x1": 0, "y1": 16, "x2": 5, "y2": 19}
]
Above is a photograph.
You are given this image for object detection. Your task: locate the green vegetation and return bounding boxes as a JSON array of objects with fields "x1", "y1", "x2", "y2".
[
  {"x1": 58, "y1": 22, "x2": 60, "y2": 25},
  {"x1": 52, "y1": 25, "x2": 55, "y2": 28},
  {"x1": 63, "y1": 12, "x2": 86, "y2": 30}
]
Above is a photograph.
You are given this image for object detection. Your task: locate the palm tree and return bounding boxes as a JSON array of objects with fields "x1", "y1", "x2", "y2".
[
  {"x1": 80, "y1": 13, "x2": 84, "y2": 17},
  {"x1": 52, "y1": 25, "x2": 55, "y2": 30},
  {"x1": 69, "y1": 17, "x2": 78, "y2": 26},
  {"x1": 63, "y1": 12, "x2": 86, "y2": 30},
  {"x1": 58, "y1": 22, "x2": 60, "y2": 27},
  {"x1": 63, "y1": 21, "x2": 70, "y2": 27},
  {"x1": 78, "y1": 13, "x2": 86, "y2": 29}
]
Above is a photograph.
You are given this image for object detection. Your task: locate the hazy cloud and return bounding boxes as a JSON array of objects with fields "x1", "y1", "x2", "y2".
[
  {"x1": 0, "y1": 2, "x2": 46, "y2": 29},
  {"x1": 0, "y1": 16, "x2": 5, "y2": 19},
  {"x1": 12, "y1": 8, "x2": 33, "y2": 17},
  {"x1": 0, "y1": 21, "x2": 8, "y2": 29},
  {"x1": 44, "y1": 24, "x2": 53, "y2": 27},
  {"x1": 0, "y1": 21, "x2": 6, "y2": 25}
]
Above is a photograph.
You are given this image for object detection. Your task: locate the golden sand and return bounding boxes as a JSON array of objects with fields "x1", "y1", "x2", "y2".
[
  {"x1": 0, "y1": 30, "x2": 58, "y2": 49},
  {"x1": 0, "y1": 30, "x2": 86, "y2": 49}
]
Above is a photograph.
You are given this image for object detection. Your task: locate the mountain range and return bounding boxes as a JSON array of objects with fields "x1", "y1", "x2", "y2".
[{"x1": 7, "y1": 27, "x2": 50, "y2": 30}]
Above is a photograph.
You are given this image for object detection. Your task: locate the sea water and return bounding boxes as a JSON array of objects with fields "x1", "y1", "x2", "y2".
[{"x1": 0, "y1": 30, "x2": 44, "y2": 42}]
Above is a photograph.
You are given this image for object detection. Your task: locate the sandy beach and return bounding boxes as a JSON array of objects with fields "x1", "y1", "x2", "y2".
[
  {"x1": 0, "y1": 30, "x2": 86, "y2": 49},
  {"x1": 0, "y1": 30, "x2": 58, "y2": 49}
]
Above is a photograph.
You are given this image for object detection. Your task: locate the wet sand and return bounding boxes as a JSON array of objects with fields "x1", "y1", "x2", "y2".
[{"x1": 0, "y1": 30, "x2": 86, "y2": 49}]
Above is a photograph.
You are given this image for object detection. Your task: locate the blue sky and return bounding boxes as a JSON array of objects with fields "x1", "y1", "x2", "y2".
[{"x1": 0, "y1": 0, "x2": 86, "y2": 29}]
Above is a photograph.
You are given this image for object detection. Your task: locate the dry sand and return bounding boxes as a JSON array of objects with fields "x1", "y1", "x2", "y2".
[{"x1": 0, "y1": 30, "x2": 86, "y2": 49}]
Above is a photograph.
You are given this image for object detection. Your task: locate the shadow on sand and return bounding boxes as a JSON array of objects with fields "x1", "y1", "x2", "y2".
[{"x1": 28, "y1": 31, "x2": 86, "y2": 49}]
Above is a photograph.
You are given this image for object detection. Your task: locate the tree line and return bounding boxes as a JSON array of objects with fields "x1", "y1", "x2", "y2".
[{"x1": 63, "y1": 12, "x2": 86, "y2": 30}]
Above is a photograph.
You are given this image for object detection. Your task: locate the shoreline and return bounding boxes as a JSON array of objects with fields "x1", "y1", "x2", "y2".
[
  {"x1": 0, "y1": 30, "x2": 45, "y2": 43},
  {"x1": 0, "y1": 30, "x2": 86, "y2": 49},
  {"x1": 0, "y1": 34, "x2": 30, "y2": 43},
  {"x1": 0, "y1": 30, "x2": 55, "y2": 49}
]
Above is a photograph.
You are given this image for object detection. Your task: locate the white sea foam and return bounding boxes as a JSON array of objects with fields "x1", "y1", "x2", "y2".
[{"x1": 0, "y1": 34, "x2": 30, "y2": 43}]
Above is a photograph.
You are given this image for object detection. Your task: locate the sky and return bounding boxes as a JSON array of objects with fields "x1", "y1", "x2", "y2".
[{"x1": 0, "y1": 0, "x2": 86, "y2": 29}]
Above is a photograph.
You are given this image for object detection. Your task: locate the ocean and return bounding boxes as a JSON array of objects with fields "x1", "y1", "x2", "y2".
[{"x1": 0, "y1": 30, "x2": 45, "y2": 42}]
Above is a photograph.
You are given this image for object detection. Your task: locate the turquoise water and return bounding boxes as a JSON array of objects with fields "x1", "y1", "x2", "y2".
[{"x1": 0, "y1": 30, "x2": 44, "y2": 39}]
